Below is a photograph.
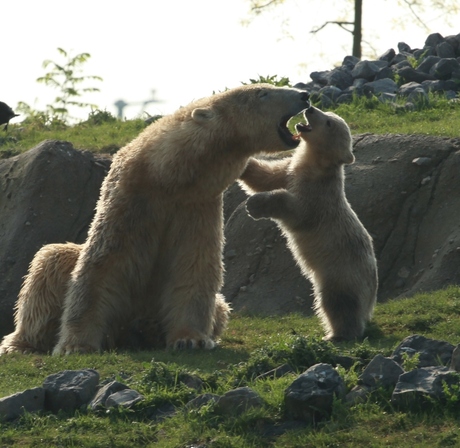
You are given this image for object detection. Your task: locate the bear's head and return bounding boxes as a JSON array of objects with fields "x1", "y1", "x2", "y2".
[
  {"x1": 190, "y1": 84, "x2": 310, "y2": 154},
  {"x1": 295, "y1": 106, "x2": 355, "y2": 166}
]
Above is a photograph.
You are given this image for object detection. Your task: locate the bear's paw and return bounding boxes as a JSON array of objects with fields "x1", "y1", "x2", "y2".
[{"x1": 171, "y1": 337, "x2": 216, "y2": 350}]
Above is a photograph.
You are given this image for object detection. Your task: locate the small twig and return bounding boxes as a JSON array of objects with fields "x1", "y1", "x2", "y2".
[{"x1": 310, "y1": 21, "x2": 355, "y2": 35}]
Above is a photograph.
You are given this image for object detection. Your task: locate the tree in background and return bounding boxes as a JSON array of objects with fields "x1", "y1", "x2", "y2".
[
  {"x1": 17, "y1": 48, "x2": 102, "y2": 125},
  {"x1": 246, "y1": 0, "x2": 459, "y2": 60},
  {"x1": 37, "y1": 48, "x2": 102, "y2": 121}
]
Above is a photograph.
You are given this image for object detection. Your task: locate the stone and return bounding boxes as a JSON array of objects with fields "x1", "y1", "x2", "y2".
[
  {"x1": 0, "y1": 387, "x2": 44, "y2": 421},
  {"x1": 43, "y1": 369, "x2": 100, "y2": 413},
  {"x1": 430, "y1": 58, "x2": 460, "y2": 80},
  {"x1": 417, "y1": 55, "x2": 441, "y2": 74},
  {"x1": 412, "y1": 157, "x2": 432, "y2": 166},
  {"x1": 363, "y1": 78, "x2": 398, "y2": 95},
  {"x1": 425, "y1": 33, "x2": 445, "y2": 48},
  {"x1": 351, "y1": 60, "x2": 381, "y2": 80},
  {"x1": 105, "y1": 389, "x2": 144, "y2": 409},
  {"x1": 397, "y1": 66, "x2": 434, "y2": 84},
  {"x1": 379, "y1": 48, "x2": 396, "y2": 62},
  {"x1": 89, "y1": 381, "x2": 129, "y2": 410},
  {"x1": 391, "y1": 366, "x2": 460, "y2": 410},
  {"x1": 392, "y1": 335, "x2": 454, "y2": 368},
  {"x1": 284, "y1": 363, "x2": 345, "y2": 424},
  {"x1": 215, "y1": 387, "x2": 264, "y2": 416},
  {"x1": 359, "y1": 354, "x2": 404, "y2": 388},
  {"x1": 185, "y1": 393, "x2": 220, "y2": 410},
  {"x1": 436, "y1": 42, "x2": 456, "y2": 59}
]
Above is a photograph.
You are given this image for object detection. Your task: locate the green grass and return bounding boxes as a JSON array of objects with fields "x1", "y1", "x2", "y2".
[
  {"x1": 1, "y1": 286, "x2": 460, "y2": 447},
  {"x1": 1, "y1": 93, "x2": 460, "y2": 445},
  {"x1": 1, "y1": 94, "x2": 460, "y2": 158}
]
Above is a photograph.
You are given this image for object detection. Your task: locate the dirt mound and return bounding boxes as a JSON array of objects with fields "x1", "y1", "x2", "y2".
[{"x1": 0, "y1": 135, "x2": 459, "y2": 336}]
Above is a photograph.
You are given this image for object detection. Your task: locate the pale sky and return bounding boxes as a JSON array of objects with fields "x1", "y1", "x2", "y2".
[{"x1": 3, "y1": 0, "x2": 459, "y2": 123}]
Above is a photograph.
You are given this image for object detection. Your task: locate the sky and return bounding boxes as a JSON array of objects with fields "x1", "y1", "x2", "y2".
[{"x1": 3, "y1": 0, "x2": 460, "y2": 123}]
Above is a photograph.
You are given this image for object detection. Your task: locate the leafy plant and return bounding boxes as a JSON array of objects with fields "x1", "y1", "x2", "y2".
[
  {"x1": 36, "y1": 48, "x2": 102, "y2": 122},
  {"x1": 243, "y1": 74, "x2": 291, "y2": 86}
]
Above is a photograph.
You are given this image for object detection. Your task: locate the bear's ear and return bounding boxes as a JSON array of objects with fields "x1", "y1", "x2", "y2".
[{"x1": 191, "y1": 108, "x2": 215, "y2": 123}]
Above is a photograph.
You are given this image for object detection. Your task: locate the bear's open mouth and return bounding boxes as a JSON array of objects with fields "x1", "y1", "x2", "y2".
[{"x1": 278, "y1": 115, "x2": 303, "y2": 148}]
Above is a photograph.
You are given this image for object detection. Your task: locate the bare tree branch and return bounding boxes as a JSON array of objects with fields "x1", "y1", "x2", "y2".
[
  {"x1": 400, "y1": 0, "x2": 429, "y2": 31},
  {"x1": 250, "y1": 0, "x2": 282, "y2": 12},
  {"x1": 310, "y1": 21, "x2": 355, "y2": 35}
]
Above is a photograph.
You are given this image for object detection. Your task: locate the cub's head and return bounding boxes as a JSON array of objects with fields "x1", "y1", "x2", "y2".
[
  {"x1": 190, "y1": 84, "x2": 310, "y2": 154},
  {"x1": 295, "y1": 107, "x2": 354, "y2": 165}
]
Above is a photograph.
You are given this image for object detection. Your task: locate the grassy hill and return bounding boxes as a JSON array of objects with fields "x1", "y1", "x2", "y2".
[{"x1": 1, "y1": 97, "x2": 460, "y2": 447}]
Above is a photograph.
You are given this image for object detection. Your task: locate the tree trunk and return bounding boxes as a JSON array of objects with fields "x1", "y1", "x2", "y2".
[{"x1": 353, "y1": 0, "x2": 362, "y2": 58}]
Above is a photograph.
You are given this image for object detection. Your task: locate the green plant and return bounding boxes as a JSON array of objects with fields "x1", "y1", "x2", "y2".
[
  {"x1": 401, "y1": 351, "x2": 420, "y2": 371},
  {"x1": 36, "y1": 48, "x2": 102, "y2": 122},
  {"x1": 243, "y1": 74, "x2": 291, "y2": 87}
]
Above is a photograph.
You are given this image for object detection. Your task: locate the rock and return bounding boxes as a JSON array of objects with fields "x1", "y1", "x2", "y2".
[
  {"x1": 0, "y1": 141, "x2": 110, "y2": 335},
  {"x1": 391, "y1": 366, "x2": 460, "y2": 410},
  {"x1": 352, "y1": 60, "x2": 382, "y2": 80},
  {"x1": 89, "y1": 381, "x2": 129, "y2": 410},
  {"x1": 0, "y1": 387, "x2": 44, "y2": 421},
  {"x1": 363, "y1": 78, "x2": 398, "y2": 95},
  {"x1": 392, "y1": 335, "x2": 454, "y2": 368},
  {"x1": 430, "y1": 58, "x2": 460, "y2": 80},
  {"x1": 450, "y1": 345, "x2": 460, "y2": 372},
  {"x1": 359, "y1": 354, "x2": 404, "y2": 388},
  {"x1": 412, "y1": 157, "x2": 432, "y2": 166},
  {"x1": 214, "y1": 387, "x2": 264, "y2": 415},
  {"x1": 425, "y1": 32, "x2": 445, "y2": 48},
  {"x1": 105, "y1": 389, "x2": 144, "y2": 409},
  {"x1": 43, "y1": 369, "x2": 100, "y2": 413},
  {"x1": 284, "y1": 363, "x2": 345, "y2": 423},
  {"x1": 417, "y1": 55, "x2": 441, "y2": 74},
  {"x1": 436, "y1": 41, "x2": 456, "y2": 58},
  {"x1": 345, "y1": 385, "x2": 372, "y2": 405}
]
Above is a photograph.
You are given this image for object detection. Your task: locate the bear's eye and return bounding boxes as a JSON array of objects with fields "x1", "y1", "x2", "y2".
[{"x1": 326, "y1": 120, "x2": 332, "y2": 127}]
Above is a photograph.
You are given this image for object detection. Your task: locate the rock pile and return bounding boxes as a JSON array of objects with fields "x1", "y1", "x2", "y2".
[
  {"x1": 1, "y1": 334, "x2": 460, "y2": 426},
  {"x1": 295, "y1": 32, "x2": 460, "y2": 108}
]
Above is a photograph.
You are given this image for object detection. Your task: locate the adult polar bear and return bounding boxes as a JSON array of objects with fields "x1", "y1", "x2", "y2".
[{"x1": 0, "y1": 84, "x2": 310, "y2": 354}]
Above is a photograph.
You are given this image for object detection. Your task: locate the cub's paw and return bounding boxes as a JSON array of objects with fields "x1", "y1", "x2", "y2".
[
  {"x1": 171, "y1": 337, "x2": 217, "y2": 350},
  {"x1": 245, "y1": 193, "x2": 272, "y2": 220}
]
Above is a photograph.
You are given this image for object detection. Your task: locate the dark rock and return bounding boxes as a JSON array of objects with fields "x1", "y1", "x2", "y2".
[
  {"x1": 43, "y1": 369, "x2": 100, "y2": 413},
  {"x1": 397, "y1": 66, "x2": 435, "y2": 83},
  {"x1": 417, "y1": 55, "x2": 441, "y2": 74},
  {"x1": 351, "y1": 60, "x2": 381, "y2": 80},
  {"x1": 359, "y1": 354, "x2": 404, "y2": 388},
  {"x1": 363, "y1": 78, "x2": 398, "y2": 95},
  {"x1": 436, "y1": 41, "x2": 456, "y2": 58},
  {"x1": 430, "y1": 58, "x2": 460, "y2": 80},
  {"x1": 89, "y1": 381, "x2": 129, "y2": 410},
  {"x1": 391, "y1": 366, "x2": 460, "y2": 410},
  {"x1": 342, "y1": 55, "x2": 360, "y2": 69},
  {"x1": 345, "y1": 385, "x2": 372, "y2": 405},
  {"x1": 392, "y1": 335, "x2": 454, "y2": 368},
  {"x1": 398, "y1": 42, "x2": 412, "y2": 53},
  {"x1": 379, "y1": 48, "x2": 396, "y2": 62},
  {"x1": 375, "y1": 66, "x2": 394, "y2": 81},
  {"x1": 105, "y1": 389, "x2": 144, "y2": 409},
  {"x1": 0, "y1": 141, "x2": 110, "y2": 335},
  {"x1": 215, "y1": 387, "x2": 264, "y2": 415},
  {"x1": 284, "y1": 363, "x2": 345, "y2": 424},
  {"x1": 0, "y1": 387, "x2": 44, "y2": 421},
  {"x1": 412, "y1": 157, "x2": 432, "y2": 166},
  {"x1": 450, "y1": 344, "x2": 460, "y2": 371},
  {"x1": 425, "y1": 33, "x2": 444, "y2": 48}
]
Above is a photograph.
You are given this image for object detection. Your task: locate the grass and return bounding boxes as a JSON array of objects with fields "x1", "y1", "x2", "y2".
[
  {"x1": 1, "y1": 286, "x2": 460, "y2": 447},
  {"x1": 1, "y1": 93, "x2": 460, "y2": 158}
]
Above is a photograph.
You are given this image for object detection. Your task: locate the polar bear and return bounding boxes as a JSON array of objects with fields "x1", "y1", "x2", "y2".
[
  {"x1": 0, "y1": 84, "x2": 310, "y2": 354},
  {"x1": 239, "y1": 106, "x2": 378, "y2": 341}
]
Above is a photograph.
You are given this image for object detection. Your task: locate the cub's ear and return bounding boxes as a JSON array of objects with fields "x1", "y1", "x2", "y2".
[{"x1": 192, "y1": 108, "x2": 215, "y2": 123}]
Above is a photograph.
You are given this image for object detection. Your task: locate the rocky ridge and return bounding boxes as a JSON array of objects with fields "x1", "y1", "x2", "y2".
[{"x1": 295, "y1": 32, "x2": 460, "y2": 109}]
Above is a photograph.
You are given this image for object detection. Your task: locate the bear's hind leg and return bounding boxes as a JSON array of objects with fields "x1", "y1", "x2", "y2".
[
  {"x1": 314, "y1": 289, "x2": 367, "y2": 342},
  {"x1": 0, "y1": 243, "x2": 80, "y2": 354}
]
